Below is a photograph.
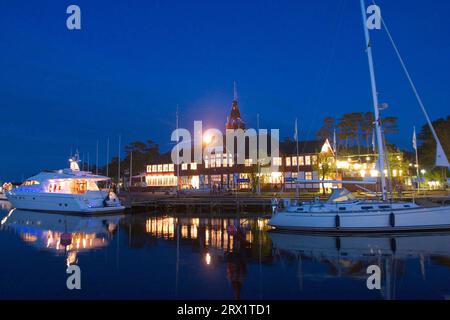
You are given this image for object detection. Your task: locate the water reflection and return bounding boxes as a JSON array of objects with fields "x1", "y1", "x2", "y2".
[
  {"x1": 1, "y1": 209, "x2": 122, "y2": 267},
  {"x1": 126, "y1": 214, "x2": 273, "y2": 299},
  {"x1": 0, "y1": 208, "x2": 450, "y2": 299},
  {"x1": 269, "y1": 232, "x2": 450, "y2": 300}
]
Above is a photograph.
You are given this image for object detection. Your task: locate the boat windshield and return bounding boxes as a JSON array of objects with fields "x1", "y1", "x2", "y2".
[
  {"x1": 97, "y1": 179, "x2": 112, "y2": 191},
  {"x1": 326, "y1": 188, "x2": 356, "y2": 204}
]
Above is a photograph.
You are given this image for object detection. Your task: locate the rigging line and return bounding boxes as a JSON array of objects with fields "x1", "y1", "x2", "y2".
[
  {"x1": 372, "y1": 0, "x2": 444, "y2": 150},
  {"x1": 302, "y1": 0, "x2": 346, "y2": 150}
]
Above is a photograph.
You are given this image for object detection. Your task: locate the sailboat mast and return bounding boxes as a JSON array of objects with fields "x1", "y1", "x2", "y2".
[{"x1": 360, "y1": 0, "x2": 387, "y2": 201}]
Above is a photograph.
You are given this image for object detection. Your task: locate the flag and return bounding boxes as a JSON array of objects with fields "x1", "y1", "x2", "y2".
[
  {"x1": 294, "y1": 118, "x2": 298, "y2": 142},
  {"x1": 412, "y1": 126, "x2": 417, "y2": 150}
]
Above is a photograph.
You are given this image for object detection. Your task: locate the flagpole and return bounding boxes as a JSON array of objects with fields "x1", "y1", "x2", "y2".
[
  {"x1": 257, "y1": 113, "x2": 261, "y2": 195},
  {"x1": 295, "y1": 118, "x2": 300, "y2": 199},
  {"x1": 413, "y1": 126, "x2": 420, "y2": 194}
]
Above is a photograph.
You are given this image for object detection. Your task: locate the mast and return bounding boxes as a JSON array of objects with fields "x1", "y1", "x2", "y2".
[
  {"x1": 106, "y1": 137, "x2": 110, "y2": 177},
  {"x1": 295, "y1": 118, "x2": 300, "y2": 199},
  {"x1": 176, "y1": 105, "x2": 180, "y2": 192},
  {"x1": 257, "y1": 113, "x2": 261, "y2": 194},
  {"x1": 118, "y1": 134, "x2": 121, "y2": 194},
  {"x1": 360, "y1": 0, "x2": 387, "y2": 201}
]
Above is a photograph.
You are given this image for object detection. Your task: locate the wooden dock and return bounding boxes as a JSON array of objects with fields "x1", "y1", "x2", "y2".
[{"x1": 121, "y1": 191, "x2": 450, "y2": 214}]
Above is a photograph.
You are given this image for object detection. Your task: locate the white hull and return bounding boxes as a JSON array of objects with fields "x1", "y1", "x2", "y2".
[
  {"x1": 6, "y1": 191, "x2": 124, "y2": 214},
  {"x1": 269, "y1": 206, "x2": 450, "y2": 233}
]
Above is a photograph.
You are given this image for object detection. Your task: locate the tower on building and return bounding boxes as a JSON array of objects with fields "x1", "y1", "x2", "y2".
[{"x1": 226, "y1": 81, "x2": 246, "y2": 130}]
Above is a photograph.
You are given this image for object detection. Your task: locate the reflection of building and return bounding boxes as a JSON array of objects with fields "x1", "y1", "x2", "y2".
[{"x1": 138, "y1": 214, "x2": 272, "y2": 299}]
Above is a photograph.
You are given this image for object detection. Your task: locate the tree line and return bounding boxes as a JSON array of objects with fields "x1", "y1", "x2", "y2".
[{"x1": 316, "y1": 112, "x2": 399, "y2": 155}]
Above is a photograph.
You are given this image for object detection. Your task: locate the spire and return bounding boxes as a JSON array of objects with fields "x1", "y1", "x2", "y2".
[{"x1": 226, "y1": 81, "x2": 246, "y2": 130}]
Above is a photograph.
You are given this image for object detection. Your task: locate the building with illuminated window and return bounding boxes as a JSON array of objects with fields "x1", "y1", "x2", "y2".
[{"x1": 140, "y1": 84, "x2": 336, "y2": 192}]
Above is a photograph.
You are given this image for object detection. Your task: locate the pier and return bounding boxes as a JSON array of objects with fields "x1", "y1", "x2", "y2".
[{"x1": 120, "y1": 191, "x2": 450, "y2": 214}]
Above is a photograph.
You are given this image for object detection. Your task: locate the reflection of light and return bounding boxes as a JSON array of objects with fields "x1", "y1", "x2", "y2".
[
  {"x1": 205, "y1": 253, "x2": 211, "y2": 265},
  {"x1": 421, "y1": 169, "x2": 426, "y2": 175},
  {"x1": 360, "y1": 170, "x2": 366, "y2": 178},
  {"x1": 21, "y1": 233, "x2": 37, "y2": 242},
  {"x1": 1, "y1": 208, "x2": 16, "y2": 225},
  {"x1": 370, "y1": 170, "x2": 379, "y2": 177},
  {"x1": 66, "y1": 251, "x2": 77, "y2": 267}
]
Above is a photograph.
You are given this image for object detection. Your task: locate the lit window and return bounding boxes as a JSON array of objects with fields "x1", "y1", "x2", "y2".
[
  {"x1": 299, "y1": 156, "x2": 304, "y2": 166},
  {"x1": 169, "y1": 164, "x2": 174, "y2": 172},
  {"x1": 190, "y1": 163, "x2": 197, "y2": 170},
  {"x1": 273, "y1": 157, "x2": 282, "y2": 166},
  {"x1": 181, "y1": 163, "x2": 188, "y2": 170},
  {"x1": 205, "y1": 159, "x2": 209, "y2": 168},
  {"x1": 292, "y1": 157, "x2": 297, "y2": 166},
  {"x1": 163, "y1": 164, "x2": 169, "y2": 172},
  {"x1": 311, "y1": 155, "x2": 318, "y2": 165},
  {"x1": 216, "y1": 158, "x2": 221, "y2": 167},
  {"x1": 286, "y1": 157, "x2": 291, "y2": 166},
  {"x1": 157, "y1": 165, "x2": 163, "y2": 172},
  {"x1": 146, "y1": 165, "x2": 152, "y2": 173},
  {"x1": 305, "y1": 172, "x2": 312, "y2": 180},
  {"x1": 245, "y1": 159, "x2": 253, "y2": 167},
  {"x1": 152, "y1": 165, "x2": 157, "y2": 172}
]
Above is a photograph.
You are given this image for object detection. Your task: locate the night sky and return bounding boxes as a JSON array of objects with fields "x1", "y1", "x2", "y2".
[{"x1": 1, "y1": 0, "x2": 449, "y2": 181}]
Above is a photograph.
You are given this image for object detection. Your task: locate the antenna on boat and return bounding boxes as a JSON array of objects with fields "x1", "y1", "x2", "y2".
[
  {"x1": 360, "y1": 0, "x2": 388, "y2": 201},
  {"x1": 69, "y1": 150, "x2": 81, "y2": 171}
]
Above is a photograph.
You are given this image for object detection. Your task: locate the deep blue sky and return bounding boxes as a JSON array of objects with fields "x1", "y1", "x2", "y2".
[{"x1": 1, "y1": 0, "x2": 449, "y2": 181}]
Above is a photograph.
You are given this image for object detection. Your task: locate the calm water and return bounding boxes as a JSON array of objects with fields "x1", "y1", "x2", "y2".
[{"x1": 1, "y1": 201, "x2": 450, "y2": 300}]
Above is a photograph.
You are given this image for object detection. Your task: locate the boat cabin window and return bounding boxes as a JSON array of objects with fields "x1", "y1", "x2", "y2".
[
  {"x1": 379, "y1": 205, "x2": 391, "y2": 209},
  {"x1": 22, "y1": 180, "x2": 40, "y2": 186},
  {"x1": 361, "y1": 206, "x2": 374, "y2": 210},
  {"x1": 338, "y1": 207, "x2": 346, "y2": 211}
]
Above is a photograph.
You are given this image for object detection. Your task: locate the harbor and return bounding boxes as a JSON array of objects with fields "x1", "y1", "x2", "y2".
[{"x1": 1, "y1": 0, "x2": 450, "y2": 306}]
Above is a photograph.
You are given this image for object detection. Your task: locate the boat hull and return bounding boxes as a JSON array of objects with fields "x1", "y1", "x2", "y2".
[
  {"x1": 6, "y1": 191, "x2": 124, "y2": 214},
  {"x1": 268, "y1": 206, "x2": 450, "y2": 233}
]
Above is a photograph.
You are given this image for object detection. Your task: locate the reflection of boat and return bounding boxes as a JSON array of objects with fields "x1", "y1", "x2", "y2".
[
  {"x1": 1, "y1": 209, "x2": 123, "y2": 255},
  {"x1": 6, "y1": 154, "x2": 124, "y2": 213},
  {"x1": 269, "y1": 231, "x2": 450, "y2": 299},
  {"x1": 269, "y1": 231, "x2": 450, "y2": 258}
]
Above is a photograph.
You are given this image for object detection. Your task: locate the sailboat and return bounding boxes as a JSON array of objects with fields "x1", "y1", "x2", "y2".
[{"x1": 269, "y1": 0, "x2": 450, "y2": 232}]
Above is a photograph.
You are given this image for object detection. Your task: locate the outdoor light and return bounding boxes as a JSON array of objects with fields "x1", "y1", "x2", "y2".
[
  {"x1": 203, "y1": 134, "x2": 212, "y2": 145},
  {"x1": 421, "y1": 169, "x2": 426, "y2": 174}
]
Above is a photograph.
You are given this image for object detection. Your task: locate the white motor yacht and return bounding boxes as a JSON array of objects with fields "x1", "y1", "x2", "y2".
[{"x1": 5, "y1": 156, "x2": 125, "y2": 214}]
